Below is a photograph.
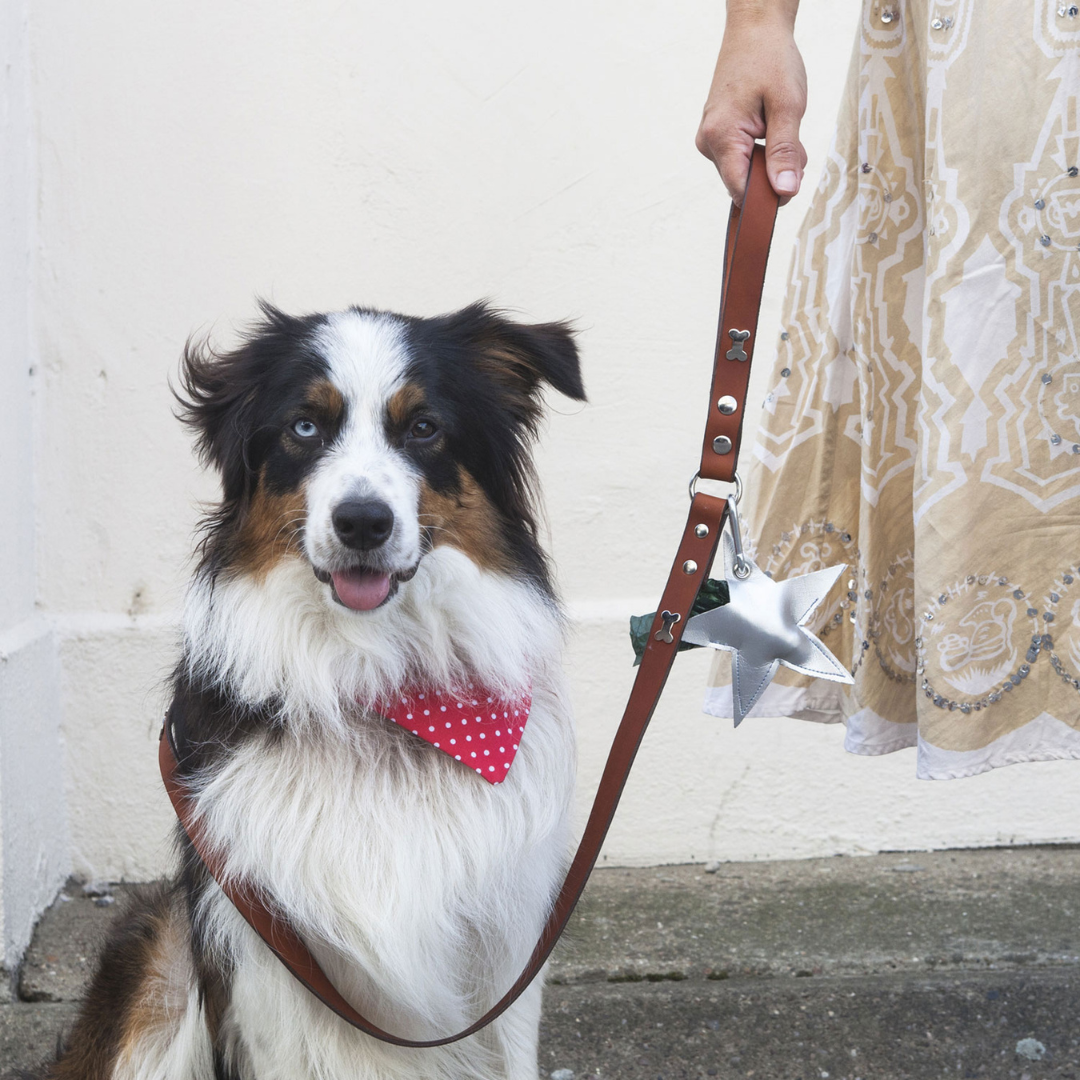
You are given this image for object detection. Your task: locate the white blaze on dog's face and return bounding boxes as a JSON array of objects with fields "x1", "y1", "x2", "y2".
[
  {"x1": 303, "y1": 314, "x2": 424, "y2": 611},
  {"x1": 178, "y1": 301, "x2": 585, "y2": 614}
]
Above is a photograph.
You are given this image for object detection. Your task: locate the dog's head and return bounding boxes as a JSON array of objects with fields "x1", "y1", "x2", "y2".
[{"x1": 177, "y1": 302, "x2": 584, "y2": 610}]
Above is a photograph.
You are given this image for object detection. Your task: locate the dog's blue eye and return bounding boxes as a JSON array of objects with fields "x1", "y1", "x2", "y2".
[
  {"x1": 408, "y1": 419, "x2": 438, "y2": 441},
  {"x1": 292, "y1": 418, "x2": 320, "y2": 440}
]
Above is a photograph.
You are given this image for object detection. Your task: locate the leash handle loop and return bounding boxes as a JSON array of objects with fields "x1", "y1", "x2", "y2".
[
  {"x1": 701, "y1": 153, "x2": 779, "y2": 483},
  {"x1": 160, "y1": 144, "x2": 780, "y2": 1048}
]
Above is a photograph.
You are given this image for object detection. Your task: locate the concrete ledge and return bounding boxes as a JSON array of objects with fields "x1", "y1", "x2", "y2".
[
  {"x1": 0, "y1": 1003, "x2": 77, "y2": 1076},
  {"x1": 551, "y1": 847, "x2": 1080, "y2": 985},
  {"x1": 540, "y1": 971, "x2": 1080, "y2": 1079},
  {"x1": 6, "y1": 847, "x2": 1080, "y2": 1079}
]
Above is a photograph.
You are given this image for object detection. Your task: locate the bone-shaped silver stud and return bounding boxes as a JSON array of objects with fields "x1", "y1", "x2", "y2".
[
  {"x1": 726, "y1": 329, "x2": 750, "y2": 362},
  {"x1": 654, "y1": 610, "x2": 681, "y2": 644}
]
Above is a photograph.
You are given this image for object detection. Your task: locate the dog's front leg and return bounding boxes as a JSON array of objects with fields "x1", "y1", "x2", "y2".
[{"x1": 488, "y1": 977, "x2": 546, "y2": 1080}]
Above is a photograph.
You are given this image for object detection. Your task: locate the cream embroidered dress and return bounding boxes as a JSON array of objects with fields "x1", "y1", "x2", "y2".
[{"x1": 703, "y1": 0, "x2": 1080, "y2": 778}]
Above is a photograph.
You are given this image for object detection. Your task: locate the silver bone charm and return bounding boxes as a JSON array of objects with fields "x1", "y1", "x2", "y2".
[
  {"x1": 726, "y1": 329, "x2": 750, "y2": 362},
  {"x1": 654, "y1": 610, "x2": 681, "y2": 644}
]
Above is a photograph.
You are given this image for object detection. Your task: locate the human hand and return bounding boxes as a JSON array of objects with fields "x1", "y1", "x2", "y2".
[{"x1": 695, "y1": 3, "x2": 807, "y2": 205}]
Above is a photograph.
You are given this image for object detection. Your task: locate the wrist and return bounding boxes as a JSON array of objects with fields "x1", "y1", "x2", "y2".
[{"x1": 724, "y1": 0, "x2": 799, "y2": 33}]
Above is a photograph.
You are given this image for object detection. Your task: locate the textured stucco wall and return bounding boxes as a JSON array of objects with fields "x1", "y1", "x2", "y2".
[
  {"x1": 17, "y1": 0, "x2": 1080, "y2": 891},
  {"x1": 0, "y1": 0, "x2": 69, "y2": 984}
]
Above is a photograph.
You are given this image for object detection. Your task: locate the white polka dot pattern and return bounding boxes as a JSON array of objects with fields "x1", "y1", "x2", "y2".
[{"x1": 375, "y1": 686, "x2": 531, "y2": 785}]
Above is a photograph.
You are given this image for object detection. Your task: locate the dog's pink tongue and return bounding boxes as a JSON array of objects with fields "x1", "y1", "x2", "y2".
[{"x1": 331, "y1": 569, "x2": 391, "y2": 611}]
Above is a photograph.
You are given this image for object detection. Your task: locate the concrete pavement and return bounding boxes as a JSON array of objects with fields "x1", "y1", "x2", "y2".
[{"x1": 4, "y1": 846, "x2": 1079, "y2": 1078}]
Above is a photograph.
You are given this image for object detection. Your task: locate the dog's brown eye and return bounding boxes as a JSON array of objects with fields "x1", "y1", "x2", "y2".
[
  {"x1": 408, "y1": 418, "x2": 438, "y2": 442},
  {"x1": 292, "y1": 417, "x2": 320, "y2": 441}
]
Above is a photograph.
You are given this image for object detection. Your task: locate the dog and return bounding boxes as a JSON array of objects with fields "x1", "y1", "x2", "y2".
[{"x1": 49, "y1": 301, "x2": 584, "y2": 1080}]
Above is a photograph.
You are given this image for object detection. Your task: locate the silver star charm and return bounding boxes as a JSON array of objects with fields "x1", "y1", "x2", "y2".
[{"x1": 684, "y1": 528, "x2": 853, "y2": 725}]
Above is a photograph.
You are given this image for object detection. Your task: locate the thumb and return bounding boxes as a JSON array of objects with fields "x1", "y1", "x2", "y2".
[{"x1": 764, "y1": 114, "x2": 806, "y2": 202}]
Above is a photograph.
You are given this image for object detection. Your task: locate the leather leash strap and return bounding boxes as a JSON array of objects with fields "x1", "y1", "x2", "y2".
[{"x1": 160, "y1": 145, "x2": 778, "y2": 1048}]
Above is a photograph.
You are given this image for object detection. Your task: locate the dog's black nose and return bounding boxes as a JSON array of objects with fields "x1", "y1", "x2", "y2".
[{"x1": 332, "y1": 499, "x2": 395, "y2": 551}]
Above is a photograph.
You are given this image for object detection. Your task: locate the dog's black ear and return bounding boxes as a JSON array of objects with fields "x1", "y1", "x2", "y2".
[
  {"x1": 449, "y1": 303, "x2": 585, "y2": 423},
  {"x1": 175, "y1": 302, "x2": 325, "y2": 505},
  {"x1": 175, "y1": 334, "x2": 260, "y2": 505},
  {"x1": 481, "y1": 313, "x2": 585, "y2": 403},
  {"x1": 174, "y1": 302, "x2": 292, "y2": 502}
]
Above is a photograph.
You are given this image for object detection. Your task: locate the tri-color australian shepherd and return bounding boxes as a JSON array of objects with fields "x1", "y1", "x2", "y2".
[{"x1": 50, "y1": 302, "x2": 584, "y2": 1080}]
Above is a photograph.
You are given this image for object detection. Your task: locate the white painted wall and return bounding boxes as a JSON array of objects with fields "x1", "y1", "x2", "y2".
[
  {"x1": 10, "y1": 0, "x2": 1079, "y2": 911},
  {"x1": 0, "y1": 0, "x2": 69, "y2": 989}
]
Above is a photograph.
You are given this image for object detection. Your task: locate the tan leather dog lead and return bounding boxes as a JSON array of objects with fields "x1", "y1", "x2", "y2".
[{"x1": 160, "y1": 144, "x2": 779, "y2": 1048}]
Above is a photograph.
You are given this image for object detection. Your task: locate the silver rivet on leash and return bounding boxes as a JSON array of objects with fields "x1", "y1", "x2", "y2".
[
  {"x1": 694, "y1": 524, "x2": 709, "y2": 538},
  {"x1": 713, "y1": 435, "x2": 733, "y2": 455},
  {"x1": 717, "y1": 395, "x2": 738, "y2": 415},
  {"x1": 682, "y1": 560, "x2": 698, "y2": 575},
  {"x1": 654, "y1": 610, "x2": 681, "y2": 644},
  {"x1": 726, "y1": 329, "x2": 750, "y2": 362}
]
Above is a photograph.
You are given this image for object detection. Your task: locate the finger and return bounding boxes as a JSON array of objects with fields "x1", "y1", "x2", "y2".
[{"x1": 696, "y1": 121, "x2": 755, "y2": 205}]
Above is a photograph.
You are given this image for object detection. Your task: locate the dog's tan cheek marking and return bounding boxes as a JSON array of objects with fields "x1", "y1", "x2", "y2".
[
  {"x1": 418, "y1": 469, "x2": 511, "y2": 573},
  {"x1": 235, "y1": 470, "x2": 308, "y2": 578}
]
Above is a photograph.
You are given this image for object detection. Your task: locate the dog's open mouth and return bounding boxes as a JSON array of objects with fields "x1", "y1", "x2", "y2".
[{"x1": 313, "y1": 563, "x2": 418, "y2": 612}]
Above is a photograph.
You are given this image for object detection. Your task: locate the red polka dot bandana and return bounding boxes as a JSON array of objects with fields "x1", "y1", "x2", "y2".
[{"x1": 374, "y1": 687, "x2": 531, "y2": 784}]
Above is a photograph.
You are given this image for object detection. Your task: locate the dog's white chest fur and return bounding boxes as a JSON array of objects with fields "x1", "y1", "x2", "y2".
[{"x1": 183, "y1": 551, "x2": 575, "y2": 1079}]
